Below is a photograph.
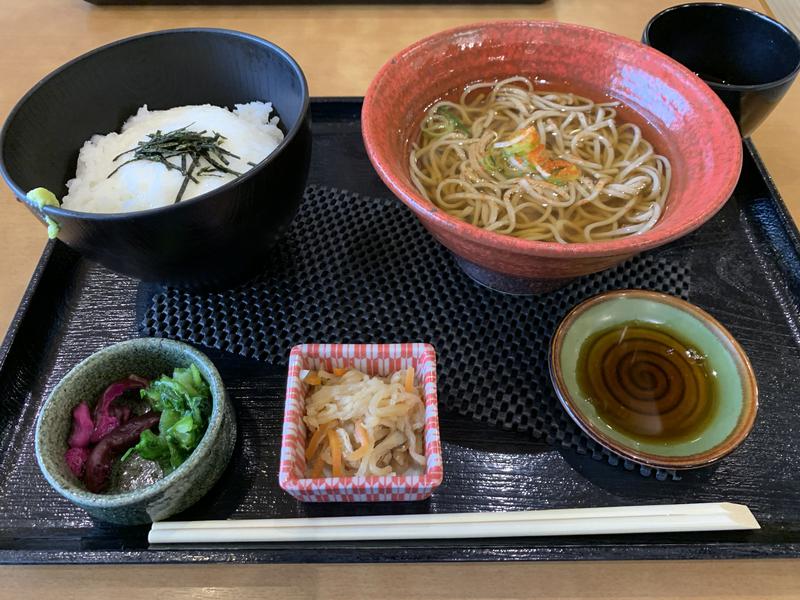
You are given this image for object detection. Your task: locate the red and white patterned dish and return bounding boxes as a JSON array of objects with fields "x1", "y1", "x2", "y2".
[{"x1": 279, "y1": 343, "x2": 444, "y2": 502}]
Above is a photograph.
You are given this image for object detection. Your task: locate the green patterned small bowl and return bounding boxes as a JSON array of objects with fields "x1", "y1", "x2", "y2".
[
  {"x1": 550, "y1": 290, "x2": 758, "y2": 469},
  {"x1": 34, "y1": 338, "x2": 236, "y2": 525}
]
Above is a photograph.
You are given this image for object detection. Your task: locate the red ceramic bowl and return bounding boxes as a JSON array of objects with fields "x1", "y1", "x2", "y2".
[{"x1": 362, "y1": 21, "x2": 742, "y2": 294}]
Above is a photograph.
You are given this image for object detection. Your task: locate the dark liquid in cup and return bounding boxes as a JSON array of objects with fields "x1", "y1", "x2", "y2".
[{"x1": 576, "y1": 321, "x2": 719, "y2": 443}]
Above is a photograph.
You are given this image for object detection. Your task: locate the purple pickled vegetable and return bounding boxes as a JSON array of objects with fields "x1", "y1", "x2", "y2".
[
  {"x1": 84, "y1": 411, "x2": 160, "y2": 493},
  {"x1": 94, "y1": 376, "x2": 149, "y2": 421},
  {"x1": 91, "y1": 415, "x2": 120, "y2": 444},
  {"x1": 65, "y1": 447, "x2": 90, "y2": 478},
  {"x1": 111, "y1": 404, "x2": 132, "y2": 423},
  {"x1": 90, "y1": 375, "x2": 148, "y2": 443},
  {"x1": 67, "y1": 402, "x2": 94, "y2": 448}
]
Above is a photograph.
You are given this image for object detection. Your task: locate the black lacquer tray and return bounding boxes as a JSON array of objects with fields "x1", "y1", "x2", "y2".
[{"x1": 1, "y1": 99, "x2": 799, "y2": 564}]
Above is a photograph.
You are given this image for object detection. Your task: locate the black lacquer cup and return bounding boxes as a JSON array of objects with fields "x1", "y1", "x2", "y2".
[{"x1": 643, "y1": 3, "x2": 800, "y2": 136}]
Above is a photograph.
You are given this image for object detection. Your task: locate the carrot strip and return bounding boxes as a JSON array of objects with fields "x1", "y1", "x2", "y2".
[
  {"x1": 304, "y1": 371, "x2": 321, "y2": 386},
  {"x1": 327, "y1": 429, "x2": 344, "y2": 477},
  {"x1": 305, "y1": 420, "x2": 335, "y2": 461},
  {"x1": 333, "y1": 367, "x2": 348, "y2": 377},
  {"x1": 527, "y1": 144, "x2": 548, "y2": 165},
  {"x1": 310, "y1": 455, "x2": 325, "y2": 478},
  {"x1": 404, "y1": 367, "x2": 416, "y2": 393}
]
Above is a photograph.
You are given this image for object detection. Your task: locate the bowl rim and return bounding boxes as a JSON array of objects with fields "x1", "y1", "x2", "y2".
[
  {"x1": 642, "y1": 2, "x2": 800, "y2": 93},
  {"x1": 34, "y1": 337, "x2": 229, "y2": 507},
  {"x1": 548, "y1": 289, "x2": 759, "y2": 469},
  {"x1": 362, "y1": 19, "x2": 743, "y2": 259},
  {"x1": 0, "y1": 27, "x2": 310, "y2": 221}
]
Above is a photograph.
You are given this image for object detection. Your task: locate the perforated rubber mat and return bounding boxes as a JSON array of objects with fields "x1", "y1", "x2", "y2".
[{"x1": 141, "y1": 185, "x2": 691, "y2": 479}]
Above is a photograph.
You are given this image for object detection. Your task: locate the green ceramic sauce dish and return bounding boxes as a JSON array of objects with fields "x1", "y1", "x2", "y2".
[
  {"x1": 34, "y1": 338, "x2": 236, "y2": 525},
  {"x1": 550, "y1": 290, "x2": 758, "y2": 469}
]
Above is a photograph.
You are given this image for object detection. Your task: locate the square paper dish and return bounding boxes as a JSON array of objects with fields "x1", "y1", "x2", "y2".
[{"x1": 279, "y1": 343, "x2": 443, "y2": 502}]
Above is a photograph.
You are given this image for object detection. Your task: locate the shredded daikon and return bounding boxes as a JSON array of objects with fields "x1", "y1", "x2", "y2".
[{"x1": 302, "y1": 367, "x2": 425, "y2": 477}]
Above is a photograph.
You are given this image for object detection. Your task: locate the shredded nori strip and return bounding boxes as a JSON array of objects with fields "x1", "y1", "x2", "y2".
[{"x1": 107, "y1": 125, "x2": 246, "y2": 203}]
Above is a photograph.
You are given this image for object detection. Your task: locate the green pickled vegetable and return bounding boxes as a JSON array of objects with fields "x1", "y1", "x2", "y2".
[
  {"x1": 122, "y1": 363, "x2": 212, "y2": 474},
  {"x1": 26, "y1": 187, "x2": 61, "y2": 239}
]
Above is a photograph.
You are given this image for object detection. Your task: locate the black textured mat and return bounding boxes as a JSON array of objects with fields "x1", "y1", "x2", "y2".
[{"x1": 140, "y1": 185, "x2": 690, "y2": 479}]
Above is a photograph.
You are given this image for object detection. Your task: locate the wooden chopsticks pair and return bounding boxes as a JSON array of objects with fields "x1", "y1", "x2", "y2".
[{"x1": 149, "y1": 502, "x2": 758, "y2": 544}]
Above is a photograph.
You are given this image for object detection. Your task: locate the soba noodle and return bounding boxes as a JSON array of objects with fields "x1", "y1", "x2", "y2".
[{"x1": 409, "y1": 76, "x2": 671, "y2": 243}]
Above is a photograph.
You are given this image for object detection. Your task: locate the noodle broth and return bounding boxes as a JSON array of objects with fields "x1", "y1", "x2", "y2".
[{"x1": 408, "y1": 77, "x2": 678, "y2": 244}]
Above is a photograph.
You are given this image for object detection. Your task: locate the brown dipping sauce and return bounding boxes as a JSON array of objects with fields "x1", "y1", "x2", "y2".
[{"x1": 576, "y1": 321, "x2": 718, "y2": 443}]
